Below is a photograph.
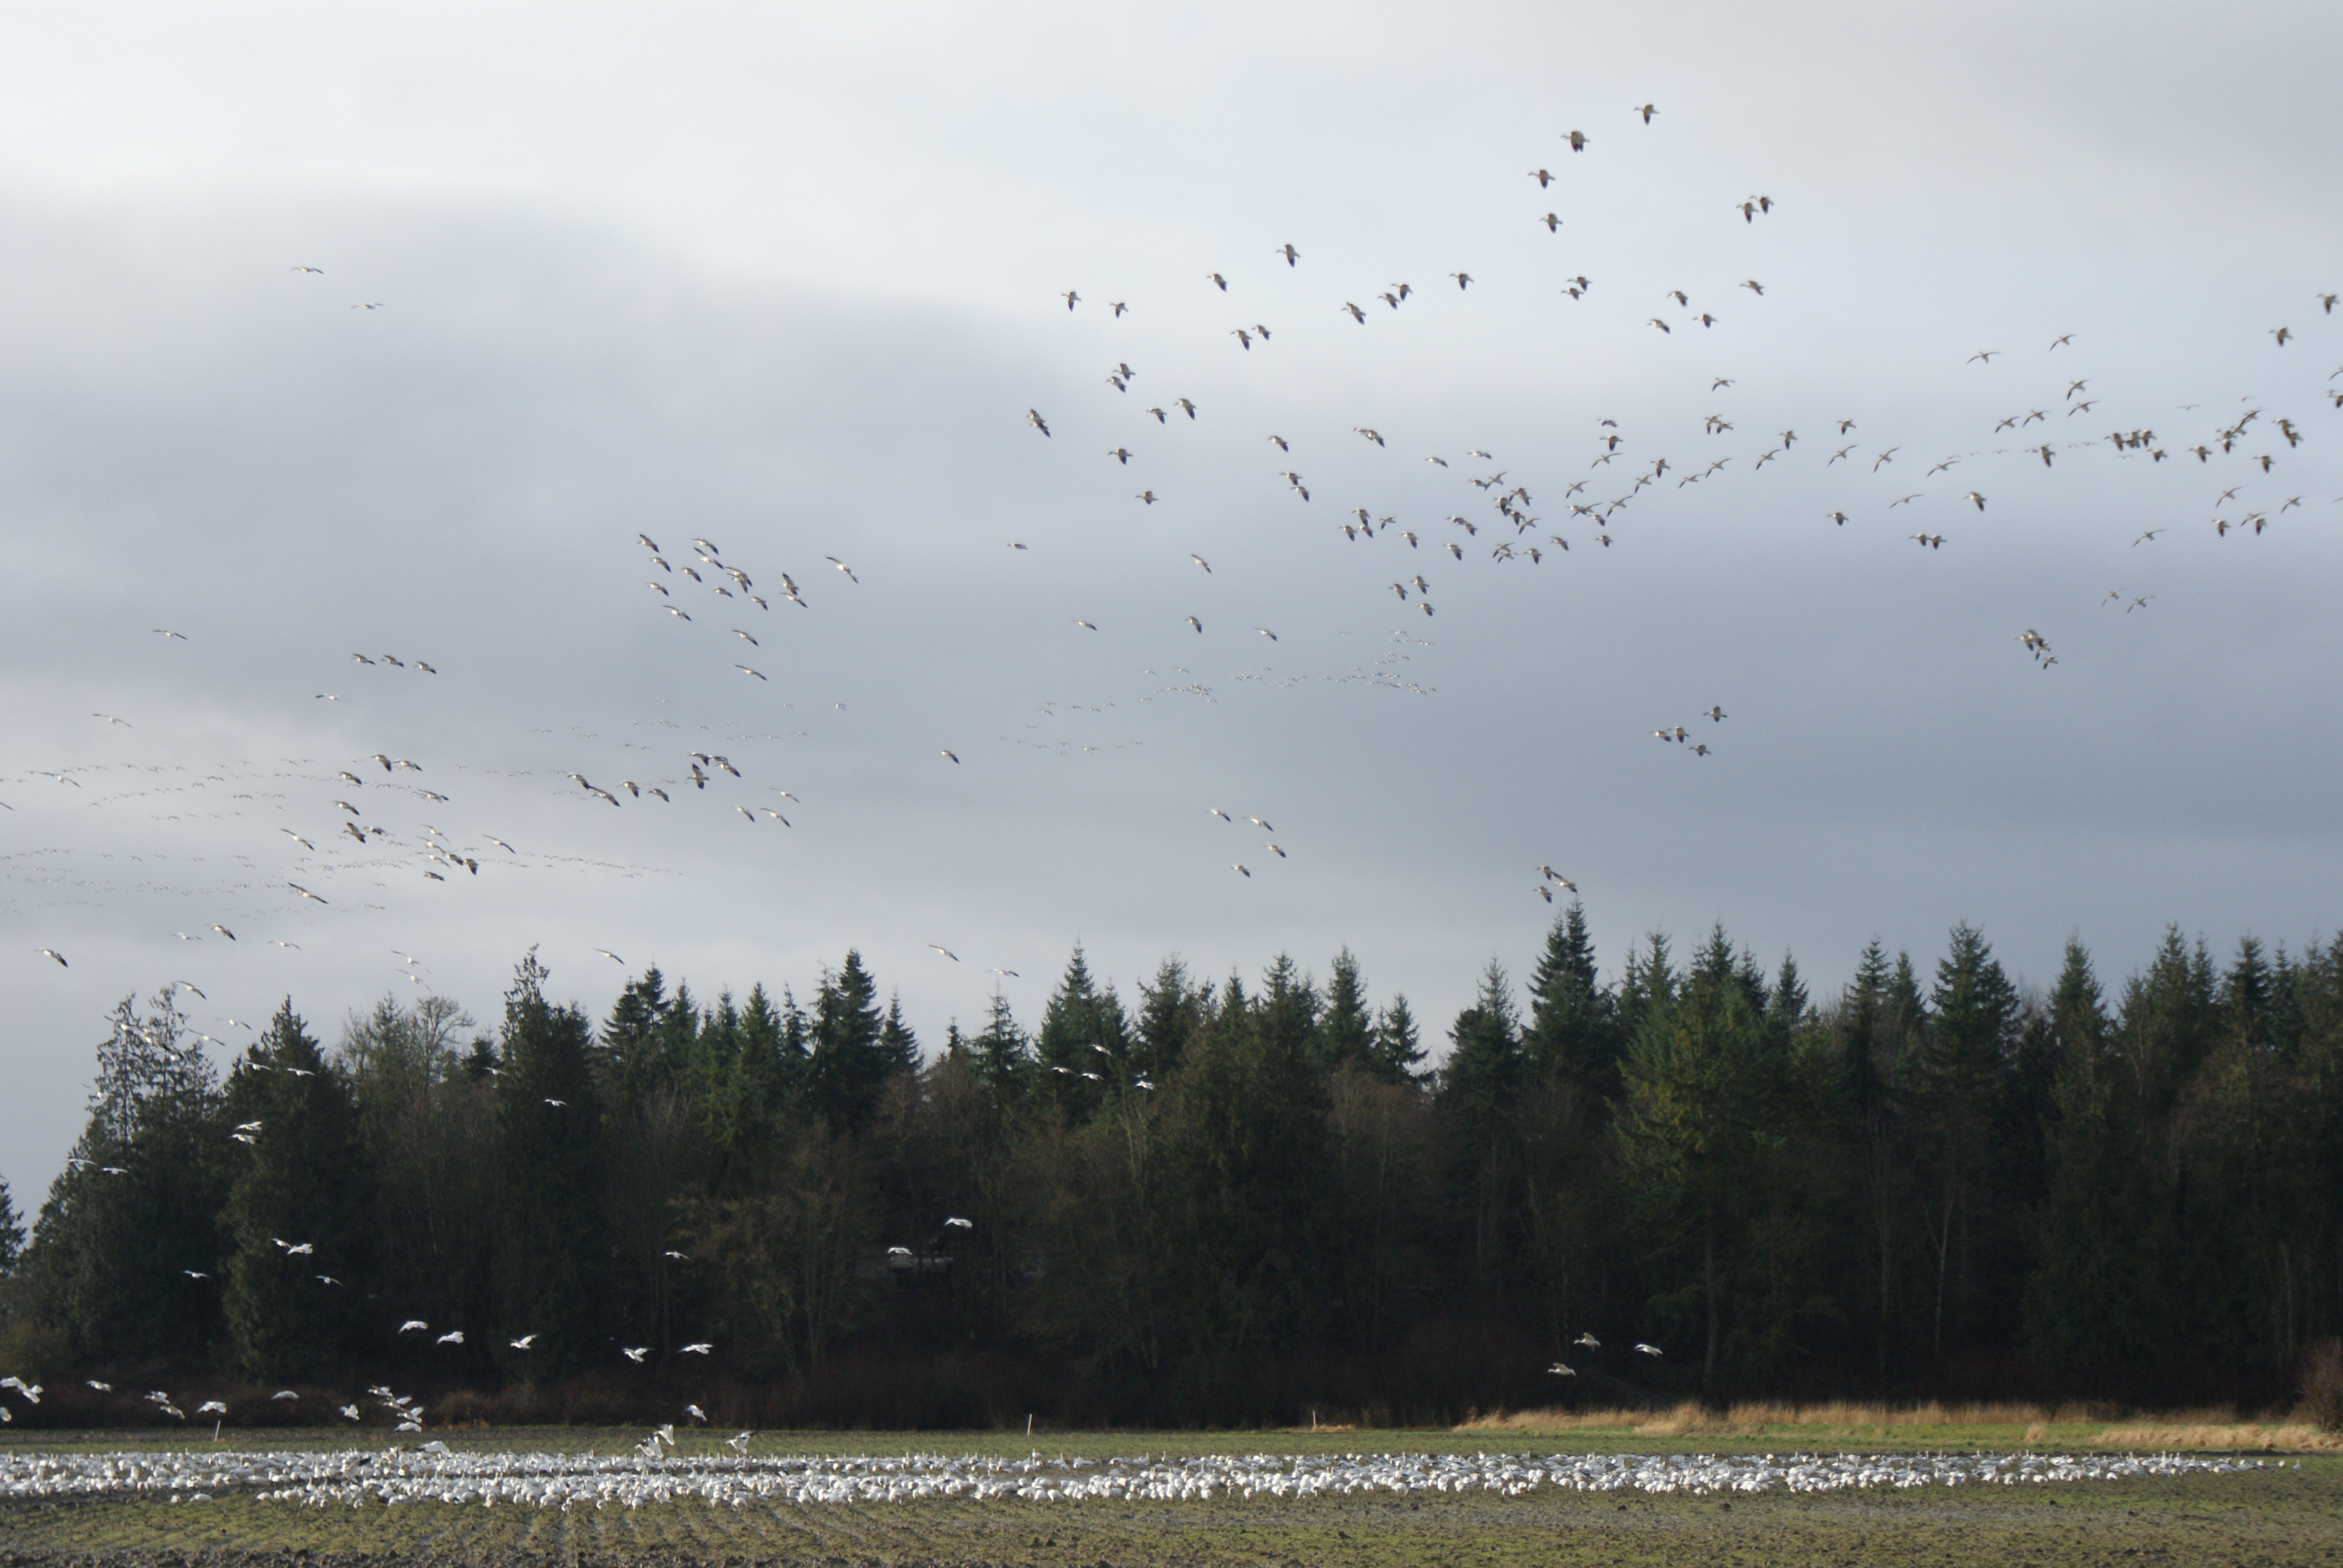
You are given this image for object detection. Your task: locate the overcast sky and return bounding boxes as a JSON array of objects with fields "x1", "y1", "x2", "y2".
[{"x1": 5, "y1": 2, "x2": 2341, "y2": 1206}]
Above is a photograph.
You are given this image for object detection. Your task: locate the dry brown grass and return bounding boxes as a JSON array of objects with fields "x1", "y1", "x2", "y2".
[
  {"x1": 1459, "y1": 1399, "x2": 2343, "y2": 1449},
  {"x1": 2092, "y1": 1420, "x2": 2341, "y2": 1452}
]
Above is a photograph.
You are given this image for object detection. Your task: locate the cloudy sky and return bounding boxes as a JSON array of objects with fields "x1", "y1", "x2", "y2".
[{"x1": 5, "y1": 2, "x2": 2340, "y2": 1204}]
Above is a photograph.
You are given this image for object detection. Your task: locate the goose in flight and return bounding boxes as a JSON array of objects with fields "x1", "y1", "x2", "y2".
[
  {"x1": 1967, "y1": 350, "x2": 1998, "y2": 364},
  {"x1": 1277, "y1": 243, "x2": 1298, "y2": 266},
  {"x1": 1648, "y1": 318, "x2": 1670, "y2": 333},
  {"x1": 1342, "y1": 301, "x2": 1366, "y2": 324},
  {"x1": 1207, "y1": 272, "x2": 1227, "y2": 290},
  {"x1": 1232, "y1": 864, "x2": 1250, "y2": 877},
  {"x1": 1190, "y1": 554, "x2": 1211, "y2": 572},
  {"x1": 398, "y1": 1319, "x2": 430, "y2": 1334},
  {"x1": 1634, "y1": 102, "x2": 1659, "y2": 122},
  {"x1": 1564, "y1": 129, "x2": 1587, "y2": 151},
  {"x1": 436, "y1": 1330, "x2": 464, "y2": 1345},
  {"x1": 1354, "y1": 427, "x2": 1384, "y2": 446},
  {"x1": 1110, "y1": 301, "x2": 1127, "y2": 316},
  {"x1": 510, "y1": 1334, "x2": 537, "y2": 1350},
  {"x1": 1964, "y1": 492, "x2": 1987, "y2": 510},
  {"x1": 2131, "y1": 529, "x2": 2163, "y2": 546},
  {"x1": 1027, "y1": 409, "x2": 1050, "y2": 436},
  {"x1": 1060, "y1": 289, "x2": 1079, "y2": 310},
  {"x1": 1546, "y1": 1361, "x2": 1575, "y2": 1376},
  {"x1": 153, "y1": 627, "x2": 187, "y2": 639},
  {"x1": 2050, "y1": 333, "x2": 2074, "y2": 349},
  {"x1": 940, "y1": 750, "x2": 960, "y2": 763},
  {"x1": 1634, "y1": 1342, "x2": 1664, "y2": 1357},
  {"x1": 622, "y1": 1347, "x2": 650, "y2": 1363},
  {"x1": 1256, "y1": 627, "x2": 1277, "y2": 641},
  {"x1": 824, "y1": 556, "x2": 858, "y2": 582},
  {"x1": 1184, "y1": 615, "x2": 1202, "y2": 633},
  {"x1": 929, "y1": 946, "x2": 959, "y2": 961},
  {"x1": 1541, "y1": 212, "x2": 1562, "y2": 232},
  {"x1": 289, "y1": 882, "x2": 327, "y2": 903},
  {"x1": 1075, "y1": 619, "x2": 1097, "y2": 630},
  {"x1": 38, "y1": 948, "x2": 67, "y2": 967},
  {"x1": 2272, "y1": 325, "x2": 2291, "y2": 346},
  {"x1": 1739, "y1": 279, "x2": 1764, "y2": 295}
]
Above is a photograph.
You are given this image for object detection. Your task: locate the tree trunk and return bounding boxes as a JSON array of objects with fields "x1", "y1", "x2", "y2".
[{"x1": 1702, "y1": 1201, "x2": 1719, "y2": 1394}]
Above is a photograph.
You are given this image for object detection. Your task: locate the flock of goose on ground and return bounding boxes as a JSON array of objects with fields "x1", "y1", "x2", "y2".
[{"x1": 0, "y1": 1443, "x2": 2276, "y2": 1510}]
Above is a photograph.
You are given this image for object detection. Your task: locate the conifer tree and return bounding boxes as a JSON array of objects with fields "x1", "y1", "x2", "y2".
[
  {"x1": 1440, "y1": 962, "x2": 1524, "y2": 1285},
  {"x1": 968, "y1": 991, "x2": 1032, "y2": 1098},
  {"x1": 1615, "y1": 944, "x2": 1772, "y2": 1389},
  {"x1": 493, "y1": 950, "x2": 609, "y2": 1377},
  {"x1": 221, "y1": 999, "x2": 369, "y2": 1378},
  {"x1": 2023, "y1": 939, "x2": 2169, "y2": 1363},
  {"x1": 1133, "y1": 957, "x2": 1205, "y2": 1082},
  {"x1": 1315, "y1": 948, "x2": 1375, "y2": 1074},
  {"x1": 1036, "y1": 945, "x2": 1129, "y2": 1116},
  {"x1": 22, "y1": 990, "x2": 227, "y2": 1361},
  {"x1": 1524, "y1": 904, "x2": 1620, "y2": 1106},
  {"x1": 807, "y1": 951, "x2": 894, "y2": 1133},
  {"x1": 1907, "y1": 923, "x2": 2019, "y2": 1357},
  {"x1": 0, "y1": 1179, "x2": 22, "y2": 1276},
  {"x1": 1368, "y1": 995, "x2": 1427, "y2": 1082}
]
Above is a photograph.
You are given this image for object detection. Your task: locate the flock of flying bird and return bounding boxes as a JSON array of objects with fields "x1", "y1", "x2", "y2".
[
  {"x1": 1015, "y1": 108, "x2": 2336, "y2": 904},
  {"x1": 13, "y1": 97, "x2": 2340, "y2": 1181}
]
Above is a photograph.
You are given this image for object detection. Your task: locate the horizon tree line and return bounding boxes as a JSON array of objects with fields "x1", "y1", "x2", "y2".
[{"x1": 2, "y1": 909, "x2": 2338, "y2": 1423}]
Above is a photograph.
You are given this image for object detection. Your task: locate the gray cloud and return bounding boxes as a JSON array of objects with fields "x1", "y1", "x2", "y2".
[{"x1": 5, "y1": 3, "x2": 2342, "y2": 1200}]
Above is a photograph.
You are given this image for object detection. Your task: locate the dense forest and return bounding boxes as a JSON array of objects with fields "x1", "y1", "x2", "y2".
[{"x1": 2, "y1": 910, "x2": 2339, "y2": 1428}]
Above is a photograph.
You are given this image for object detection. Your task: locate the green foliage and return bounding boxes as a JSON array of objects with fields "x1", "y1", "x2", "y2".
[
  {"x1": 19, "y1": 915, "x2": 2343, "y2": 1408},
  {"x1": 20, "y1": 991, "x2": 228, "y2": 1362},
  {"x1": 220, "y1": 999, "x2": 370, "y2": 1379},
  {"x1": 493, "y1": 950, "x2": 610, "y2": 1378},
  {"x1": 0, "y1": 1178, "x2": 22, "y2": 1276},
  {"x1": 808, "y1": 952, "x2": 905, "y2": 1133},
  {"x1": 1524, "y1": 904, "x2": 1620, "y2": 1108}
]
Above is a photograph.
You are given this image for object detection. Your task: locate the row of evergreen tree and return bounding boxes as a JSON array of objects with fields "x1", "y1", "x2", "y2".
[{"x1": 4, "y1": 911, "x2": 2339, "y2": 1419}]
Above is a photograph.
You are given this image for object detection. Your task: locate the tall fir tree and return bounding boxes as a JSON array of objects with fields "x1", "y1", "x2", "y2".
[
  {"x1": 0, "y1": 1178, "x2": 22, "y2": 1275},
  {"x1": 22, "y1": 990, "x2": 228, "y2": 1361},
  {"x1": 1036, "y1": 945, "x2": 1130, "y2": 1117},
  {"x1": 1369, "y1": 994, "x2": 1427, "y2": 1082},
  {"x1": 221, "y1": 999, "x2": 370, "y2": 1378},
  {"x1": 1314, "y1": 948, "x2": 1375, "y2": 1075},
  {"x1": 1615, "y1": 942, "x2": 1774, "y2": 1389},
  {"x1": 807, "y1": 952, "x2": 896, "y2": 1134},
  {"x1": 1524, "y1": 904, "x2": 1620, "y2": 1108},
  {"x1": 2022, "y1": 938, "x2": 2170, "y2": 1364},
  {"x1": 493, "y1": 950, "x2": 609, "y2": 1377}
]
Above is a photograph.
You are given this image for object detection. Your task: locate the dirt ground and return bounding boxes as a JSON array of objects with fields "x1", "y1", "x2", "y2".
[{"x1": 4, "y1": 1465, "x2": 2338, "y2": 1567}]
